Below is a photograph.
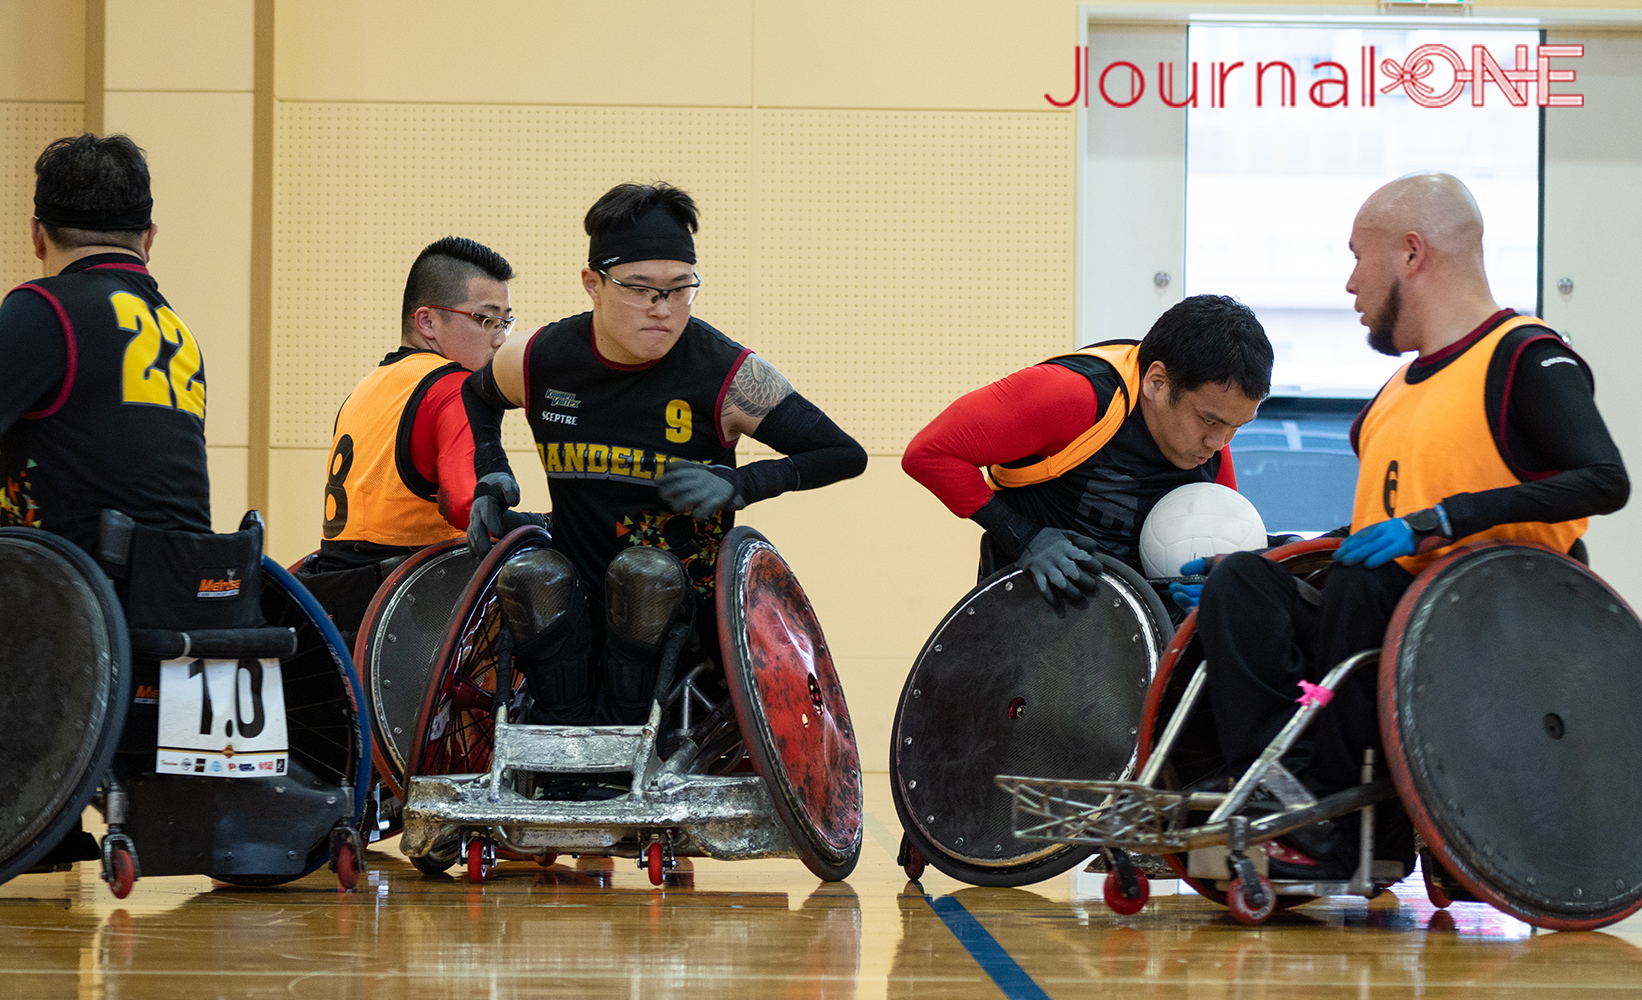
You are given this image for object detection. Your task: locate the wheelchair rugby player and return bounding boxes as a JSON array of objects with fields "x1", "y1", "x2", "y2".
[
  {"x1": 1000, "y1": 173, "x2": 1642, "y2": 930},
  {"x1": 395, "y1": 182, "x2": 872, "y2": 883},
  {"x1": 0, "y1": 133, "x2": 368, "y2": 895}
]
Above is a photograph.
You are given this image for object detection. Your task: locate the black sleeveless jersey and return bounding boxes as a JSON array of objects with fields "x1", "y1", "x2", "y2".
[
  {"x1": 0, "y1": 254, "x2": 211, "y2": 552},
  {"x1": 994, "y1": 352, "x2": 1224, "y2": 572},
  {"x1": 523, "y1": 312, "x2": 750, "y2": 599}
]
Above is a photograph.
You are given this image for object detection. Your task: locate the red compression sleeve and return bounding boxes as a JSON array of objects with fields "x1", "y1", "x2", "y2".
[
  {"x1": 410, "y1": 370, "x2": 479, "y2": 530},
  {"x1": 902, "y1": 364, "x2": 1107, "y2": 518},
  {"x1": 1215, "y1": 447, "x2": 1237, "y2": 489}
]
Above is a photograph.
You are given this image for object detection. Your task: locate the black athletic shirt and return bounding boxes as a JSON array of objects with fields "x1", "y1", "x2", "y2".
[
  {"x1": 522, "y1": 312, "x2": 749, "y2": 600},
  {"x1": 1348, "y1": 311, "x2": 1628, "y2": 539},
  {"x1": 992, "y1": 351, "x2": 1227, "y2": 572},
  {"x1": 0, "y1": 253, "x2": 211, "y2": 552}
]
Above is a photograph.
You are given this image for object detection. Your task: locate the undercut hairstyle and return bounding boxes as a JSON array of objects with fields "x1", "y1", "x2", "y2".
[
  {"x1": 1137, "y1": 294, "x2": 1273, "y2": 403},
  {"x1": 401, "y1": 236, "x2": 514, "y2": 337},
  {"x1": 34, "y1": 133, "x2": 152, "y2": 252},
  {"x1": 584, "y1": 183, "x2": 699, "y2": 242}
]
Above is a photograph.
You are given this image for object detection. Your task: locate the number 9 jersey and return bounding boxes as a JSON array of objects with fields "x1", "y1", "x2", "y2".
[{"x1": 0, "y1": 253, "x2": 211, "y2": 553}]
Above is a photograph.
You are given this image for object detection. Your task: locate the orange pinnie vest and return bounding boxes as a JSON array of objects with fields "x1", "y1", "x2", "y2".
[
  {"x1": 986, "y1": 341, "x2": 1142, "y2": 489},
  {"x1": 323, "y1": 351, "x2": 466, "y2": 548},
  {"x1": 1350, "y1": 316, "x2": 1586, "y2": 574}
]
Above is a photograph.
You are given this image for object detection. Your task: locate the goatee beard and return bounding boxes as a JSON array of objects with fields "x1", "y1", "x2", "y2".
[{"x1": 1367, "y1": 280, "x2": 1402, "y2": 357}]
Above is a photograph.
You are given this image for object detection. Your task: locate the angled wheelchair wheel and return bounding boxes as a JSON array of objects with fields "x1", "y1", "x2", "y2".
[
  {"x1": 208, "y1": 558, "x2": 370, "y2": 885},
  {"x1": 718, "y1": 527, "x2": 863, "y2": 881},
  {"x1": 1381, "y1": 541, "x2": 1642, "y2": 930},
  {"x1": 891, "y1": 553, "x2": 1171, "y2": 887},
  {"x1": 407, "y1": 527, "x2": 545, "y2": 782},
  {"x1": 1137, "y1": 537, "x2": 1339, "y2": 903},
  {"x1": 0, "y1": 529, "x2": 131, "y2": 885},
  {"x1": 353, "y1": 539, "x2": 474, "y2": 799}
]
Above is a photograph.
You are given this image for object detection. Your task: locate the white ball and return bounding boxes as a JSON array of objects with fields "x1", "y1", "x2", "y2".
[{"x1": 1139, "y1": 483, "x2": 1268, "y2": 578}]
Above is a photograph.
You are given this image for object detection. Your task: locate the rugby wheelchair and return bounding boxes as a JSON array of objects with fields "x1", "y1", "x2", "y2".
[
  {"x1": 0, "y1": 515, "x2": 371, "y2": 897},
  {"x1": 889, "y1": 551, "x2": 1177, "y2": 886},
  {"x1": 364, "y1": 524, "x2": 863, "y2": 884},
  {"x1": 993, "y1": 538, "x2": 1642, "y2": 930}
]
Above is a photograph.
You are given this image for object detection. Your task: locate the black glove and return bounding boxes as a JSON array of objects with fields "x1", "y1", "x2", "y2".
[
  {"x1": 468, "y1": 472, "x2": 520, "y2": 558},
  {"x1": 657, "y1": 463, "x2": 745, "y2": 520},
  {"x1": 1018, "y1": 527, "x2": 1103, "y2": 603}
]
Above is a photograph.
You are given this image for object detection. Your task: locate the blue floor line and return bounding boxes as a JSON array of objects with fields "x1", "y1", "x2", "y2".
[{"x1": 925, "y1": 894, "x2": 1053, "y2": 1000}]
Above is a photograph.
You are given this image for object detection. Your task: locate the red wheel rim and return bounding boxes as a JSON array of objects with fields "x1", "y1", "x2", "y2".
[
  {"x1": 1104, "y1": 870, "x2": 1150, "y2": 915},
  {"x1": 110, "y1": 847, "x2": 135, "y2": 899},
  {"x1": 336, "y1": 842, "x2": 358, "y2": 892},
  {"x1": 647, "y1": 843, "x2": 664, "y2": 886},
  {"x1": 1227, "y1": 874, "x2": 1275, "y2": 925}
]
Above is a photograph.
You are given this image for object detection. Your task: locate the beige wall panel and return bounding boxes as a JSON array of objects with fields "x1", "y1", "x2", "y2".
[
  {"x1": 272, "y1": 102, "x2": 752, "y2": 452},
  {"x1": 736, "y1": 459, "x2": 982, "y2": 772},
  {"x1": 755, "y1": 0, "x2": 1080, "y2": 111},
  {"x1": 206, "y1": 444, "x2": 248, "y2": 533},
  {"x1": 104, "y1": 0, "x2": 253, "y2": 93},
  {"x1": 753, "y1": 109, "x2": 1074, "y2": 453},
  {"x1": 273, "y1": 0, "x2": 753, "y2": 107},
  {"x1": 267, "y1": 445, "x2": 325, "y2": 563},
  {"x1": 104, "y1": 90, "x2": 253, "y2": 449},
  {"x1": 0, "y1": 102, "x2": 85, "y2": 290},
  {"x1": 0, "y1": 1, "x2": 83, "y2": 102}
]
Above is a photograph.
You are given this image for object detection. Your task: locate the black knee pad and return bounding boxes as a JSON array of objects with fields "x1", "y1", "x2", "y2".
[
  {"x1": 604, "y1": 546, "x2": 689, "y2": 646},
  {"x1": 496, "y1": 548, "x2": 578, "y2": 645},
  {"x1": 497, "y1": 549, "x2": 595, "y2": 724},
  {"x1": 598, "y1": 547, "x2": 691, "y2": 724}
]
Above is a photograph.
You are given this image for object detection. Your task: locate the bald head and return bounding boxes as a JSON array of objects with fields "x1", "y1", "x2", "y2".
[
  {"x1": 1346, "y1": 172, "x2": 1501, "y2": 357},
  {"x1": 1354, "y1": 172, "x2": 1485, "y2": 268}
]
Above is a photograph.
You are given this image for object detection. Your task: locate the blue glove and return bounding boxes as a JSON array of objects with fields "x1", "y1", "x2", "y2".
[
  {"x1": 1334, "y1": 518, "x2": 1415, "y2": 568},
  {"x1": 1169, "y1": 582, "x2": 1203, "y2": 612},
  {"x1": 1169, "y1": 558, "x2": 1210, "y2": 611}
]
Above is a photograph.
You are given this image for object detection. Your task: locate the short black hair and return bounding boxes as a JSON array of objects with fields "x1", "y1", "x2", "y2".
[
  {"x1": 401, "y1": 236, "x2": 514, "y2": 336},
  {"x1": 34, "y1": 133, "x2": 151, "y2": 252},
  {"x1": 584, "y1": 183, "x2": 699, "y2": 241},
  {"x1": 1137, "y1": 295, "x2": 1273, "y2": 403}
]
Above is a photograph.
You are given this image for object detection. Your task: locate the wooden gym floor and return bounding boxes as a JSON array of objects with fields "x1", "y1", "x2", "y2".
[{"x1": 4, "y1": 773, "x2": 1641, "y2": 999}]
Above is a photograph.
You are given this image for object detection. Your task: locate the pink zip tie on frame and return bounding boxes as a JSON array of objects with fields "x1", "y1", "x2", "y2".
[{"x1": 1296, "y1": 680, "x2": 1333, "y2": 708}]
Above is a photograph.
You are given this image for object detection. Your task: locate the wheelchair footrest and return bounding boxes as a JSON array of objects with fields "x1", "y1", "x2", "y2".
[{"x1": 400, "y1": 770, "x2": 797, "y2": 861}]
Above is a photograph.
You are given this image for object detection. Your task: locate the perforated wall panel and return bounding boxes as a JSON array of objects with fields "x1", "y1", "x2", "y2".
[
  {"x1": 273, "y1": 104, "x2": 752, "y2": 451},
  {"x1": 753, "y1": 110, "x2": 1073, "y2": 453},
  {"x1": 0, "y1": 103, "x2": 85, "y2": 291},
  {"x1": 272, "y1": 103, "x2": 1072, "y2": 455}
]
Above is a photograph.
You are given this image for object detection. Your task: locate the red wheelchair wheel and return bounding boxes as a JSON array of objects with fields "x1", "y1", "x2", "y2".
[
  {"x1": 1104, "y1": 870, "x2": 1150, "y2": 915},
  {"x1": 1227, "y1": 873, "x2": 1276, "y2": 925},
  {"x1": 646, "y1": 843, "x2": 664, "y2": 886},
  {"x1": 407, "y1": 528, "x2": 545, "y2": 784},
  {"x1": 717, "y1": 527, "x2": 863, "y2": 881},
  {"x1": 108, "y1": 845, "x2": 136, "y2": 900}
]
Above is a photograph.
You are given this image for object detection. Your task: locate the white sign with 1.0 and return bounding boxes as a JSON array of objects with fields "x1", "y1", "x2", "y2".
[{"x1": 156, "y1": 657, "x2": 289, "y2": 778}]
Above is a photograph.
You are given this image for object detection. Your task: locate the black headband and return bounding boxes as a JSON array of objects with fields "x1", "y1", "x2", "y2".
[
  {"x1": 33, "y1": 196, "x2": 153, "y2": 232},
  {"x1": 588, "y1": 202, "x2": 695, "y2": 269}
]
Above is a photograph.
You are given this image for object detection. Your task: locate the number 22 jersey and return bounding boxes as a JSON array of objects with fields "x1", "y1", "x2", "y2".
[
  {"x1": 0, "y1": 253, "x2": 210, "y2": 552},
  {"x1": 522, "y1": 312, "x2": 750, "y2": 600}
]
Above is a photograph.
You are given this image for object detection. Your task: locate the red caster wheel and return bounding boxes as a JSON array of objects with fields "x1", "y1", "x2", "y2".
[
  {"x1": 466, "y1": 841, "x2": 489, "y2": 883},
  {"x1": 896, "y1": 834, "x2": 926, "y2": 881},
  {"x1": 536, "y1": 852, "x2": 558, "y2": 868},
  {"x1": 1227, "y1": 873, "x2": 1276, "y2": 925},
  {"x1": 646, "y1": 843, "x2": 664, "y2": 886},
  {"x1": 1421, "y1": 850, "x2": 1453, "y2": 909},
  {"x1": 108, "y1": 844, "x2": 136, "y2": 899},
  {"x1": 335, "y1": 840, "x2": 360, "y2": 892},
  {"x1": 1103, "y1": 870, "x2": 1150, "y2": 915}
]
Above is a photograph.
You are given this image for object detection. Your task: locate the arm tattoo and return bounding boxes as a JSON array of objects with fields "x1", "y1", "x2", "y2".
[{"x1": 723, "y1": 355, "x2": 793, "y2": 420}]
